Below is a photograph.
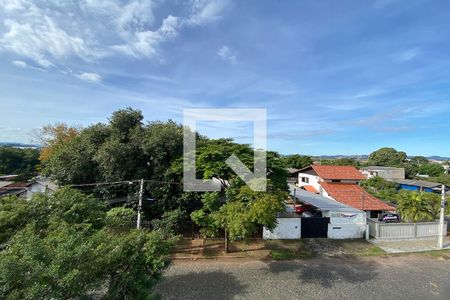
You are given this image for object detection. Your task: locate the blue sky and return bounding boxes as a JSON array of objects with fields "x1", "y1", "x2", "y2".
[{"x1": 1, "y1": 0, "x2": 450, "y2": 156}]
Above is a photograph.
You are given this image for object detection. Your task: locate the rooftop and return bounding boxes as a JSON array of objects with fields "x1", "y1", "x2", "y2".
[
  {"x1": 361, "y1": 166, "x2": 405, "y2": 171},
  {"x1": 320, "y1": 182, "x2": 396, "y2": 211},
  {"x1": 290, "y1": 185, "x2": 363, "y2": 213},
  {"x1": 299, "y1": 165, "x2": 365, "y2": 180},
  {"x1": 392, "y1": 179, "x2": 443, "y2": 189}
]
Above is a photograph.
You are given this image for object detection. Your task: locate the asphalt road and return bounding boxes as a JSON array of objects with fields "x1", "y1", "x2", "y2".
[{"x1": 155, "y1": 256, "x2": 450, "y2": 300}]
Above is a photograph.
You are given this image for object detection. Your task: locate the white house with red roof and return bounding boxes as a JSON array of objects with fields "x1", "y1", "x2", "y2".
[{"x1": 296, "y1": 165, "x2": 395, "y2": 218}]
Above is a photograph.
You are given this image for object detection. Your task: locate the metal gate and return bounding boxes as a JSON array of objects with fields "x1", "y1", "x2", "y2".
[{"x1": 301, "y1": 217, "x2": 330, "y2": 238}]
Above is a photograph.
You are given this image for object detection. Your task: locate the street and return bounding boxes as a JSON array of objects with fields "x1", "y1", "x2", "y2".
[{"x1": 155, "y1": 255, "x2": 450, "y2": 300}]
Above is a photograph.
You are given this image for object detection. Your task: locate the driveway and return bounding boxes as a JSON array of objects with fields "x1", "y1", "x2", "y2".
[{"x1": 155, "y1": 255, "x2": 450, "y2": 300}]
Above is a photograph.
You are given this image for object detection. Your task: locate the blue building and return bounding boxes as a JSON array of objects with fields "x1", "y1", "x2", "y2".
[{"x1": 393, "y1": 179, "x2": 442, "y2": 193}]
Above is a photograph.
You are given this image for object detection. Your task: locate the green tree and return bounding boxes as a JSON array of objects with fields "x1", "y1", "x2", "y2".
[
  {"x1": 396, "y1": 190, "x2": 440, "y2": 222},
  {"x1": 417, "y1": 163, "x2": 445, "y2": 177},
  {"x1": 0, "y1": 147, "x2": 39, "y2": 177},
  {"x1": 361, "y1": 176, "x2": 399, "y2": 203},
  {"x1": 368, "y1": 147, "x2": 407, "y2": 167},
  {"x1": 0, "y1": 188, "x2": 173, "y2": 299},
  {"x1": 281, "y1": 154, "x2": 312, "y2": 169}
]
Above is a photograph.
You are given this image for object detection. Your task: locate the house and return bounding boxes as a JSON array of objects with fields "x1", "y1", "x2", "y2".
[
  {"x1": 0, "y1": 177, "x2": 58, "y2": 199},
  {"x1": 296, "y1": 165, "x2": 395, "y2": 218},
  {"x1": 391, "y1": 179, "x2": 443, "y2": 193},
  {"x1": 26, "y1": 177, "x2": 59, "y2": 200},
  {"x1": 286, "y1": 168, "x2": 300, "y2": 183},
  {"x1": 0, "y1": 182, "x2": 30, "y2": 197},
  {"x1": 263, "y1": 186, "x2": 367, "y2": 239},
  {"x1": 360, "y1": 166, "x2": 405, "y2": 180}
]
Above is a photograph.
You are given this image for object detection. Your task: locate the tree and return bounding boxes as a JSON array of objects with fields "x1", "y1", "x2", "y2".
[
  {"x1": 0, "y1": 188, "x2": 173, "y2": 299},
  {"x1": 191, "y1": 139, "x2": 288, "y2": 252},
  {"x1": 396, "y1": 190, "x2": 437, "y2": 222},
  {"x1": 368, "y1": 147, "x2": 407, "y2": 167},
  {"x1": 0, "y1": 147, "x2": 39, "y2": 177},
  {"x1": 360, "y1": 176, "x2": 399, "y2": 202},
  {"x1": 34, "y1": 123, "x2": 80, "y2": 163},
  {"x1": 281, "y1": 154, "x2": 312, "y2": 169},
  {"x1": 417, "y1": 163, "x2": 445, "y2": 177}
]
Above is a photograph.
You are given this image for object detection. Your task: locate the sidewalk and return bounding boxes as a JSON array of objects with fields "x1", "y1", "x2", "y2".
[{"x1": 368, "y1": 236, "x2": 450, "y2": 253}]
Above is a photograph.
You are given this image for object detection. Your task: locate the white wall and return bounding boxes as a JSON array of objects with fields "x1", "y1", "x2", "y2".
[
  {"x1": 327, "y1": 211, "x2": 367, "y2": 239},
  {"x1": 297, "y1": 172, "x2": 321, "y2": 191},
  {"x1": 263, "y1": 218, "x2": 301, "y2": 239},
  {"x1": 327, "y1": 223, "x2": 366, "y2": 239}
]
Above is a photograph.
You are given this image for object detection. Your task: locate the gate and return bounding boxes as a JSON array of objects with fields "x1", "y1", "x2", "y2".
[{"x1": 301, "y1": 217, "x2": 330, "y2": 238}]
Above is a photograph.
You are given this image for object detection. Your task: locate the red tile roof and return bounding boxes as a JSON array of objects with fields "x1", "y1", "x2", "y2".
[
  {"x1": 302, "y1": 185, "x2": 319, "y2": 193},
  {"x1": 311, "y1": 165, "x2": 365, "y2": 180},
  {"x1": 321, "y1": 182, "x2": 395, "y2": 211}
]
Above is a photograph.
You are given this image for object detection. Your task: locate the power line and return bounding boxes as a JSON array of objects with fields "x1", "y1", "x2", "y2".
[{"x1": 68, "y1": 178, "x2": 184, "y2": 188}]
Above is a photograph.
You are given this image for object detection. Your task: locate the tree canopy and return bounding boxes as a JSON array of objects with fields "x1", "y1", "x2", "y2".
[
  {"x1": 0, "y1": 147, "x2": 39, "y2": 177},
  {"x1": 281, "y1": 154, "x2": 313, "y2": 169},
  {"x1": 0, "y1": 188, "x2": 173, "y2": 299},
  {"x1": 368, "y1": 147, "x2": 407, "y2": 167}
]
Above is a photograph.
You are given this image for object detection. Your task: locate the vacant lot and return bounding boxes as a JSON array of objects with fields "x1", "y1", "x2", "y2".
[{"x1": 155, "y1": 255, "x2": 450, "y2": 300}]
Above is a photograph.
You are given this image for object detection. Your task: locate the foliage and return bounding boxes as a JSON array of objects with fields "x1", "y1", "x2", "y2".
[
  {"x1": 151, "y1": 208, "x2": 186, "y2": 237},
  {"x1": 35, "y1": 123, "x2": 80, "y2": 163},
  {"x1": 417, "y1": 163, "x2": 445, "y2": 177},
  {"x1": 360, "y1": 176, "x2": 399, "y2": 203},
  {"x1": 106, "y1": 207, "x2": 135, "y2": 231},
  {"x1": 281, "y1": 154, "x2": 312, "y2": 169},
  {"x1": 396, "y1": 190, "x2": 446, "y2": 222},
  {"x1": 368, "y1": 147, "x2": 407, "y2": 167},
  {"x1": 0, "y1": 188, "x2": 173, "y2": 299},
  {"x1": 0, "y1": 147, "x2": 39, "y2": 176},
  {"x1": 0, "y1": 197, "x2": 29, "y2": 245}
]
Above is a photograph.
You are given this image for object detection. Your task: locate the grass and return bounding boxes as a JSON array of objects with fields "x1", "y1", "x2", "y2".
[{"x1": 265, "y1": 240, "x2": 316, "y2": 260}]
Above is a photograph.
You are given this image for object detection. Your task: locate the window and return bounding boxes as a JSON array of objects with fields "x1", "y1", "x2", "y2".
[
  {"x1": 301, "y1": 177, "x2": 309, "y2": 183},
  {"x1": 331, "y1": 179, "x2": 341, "y2": 183}
]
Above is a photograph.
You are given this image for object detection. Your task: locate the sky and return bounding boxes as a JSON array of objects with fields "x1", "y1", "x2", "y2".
[{"x1": 1, "y1": 0, "x2": 450, "y2": 157}]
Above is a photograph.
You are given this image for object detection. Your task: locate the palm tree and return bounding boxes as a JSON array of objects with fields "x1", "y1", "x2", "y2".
[{"x1": 396, "y1": 191, "x2": 435, "y2": 222}]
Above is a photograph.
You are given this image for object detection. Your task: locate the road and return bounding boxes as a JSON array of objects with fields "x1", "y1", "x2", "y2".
[{"x1": 155, "y1": 255, "x2": 450, "y2": 300}]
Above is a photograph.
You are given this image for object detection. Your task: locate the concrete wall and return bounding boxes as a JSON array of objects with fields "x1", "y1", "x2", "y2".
[
  {"x1": 327, "y1": 211, "x2": 367, "y2": 239},
  {"x1": 263, "y1": 218, "x2": 301, "y2": 239},
  {"x1": 328, "y1": 223, "x2": 366, "y2": 239},
  {"x1": 362, "y1": 168, "x2": 405, "y2": 180}
]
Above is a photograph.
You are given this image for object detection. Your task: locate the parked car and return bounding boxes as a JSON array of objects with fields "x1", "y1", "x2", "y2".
[
  {"x1": 378, "y1": 213, "x2": 400, "y2": 223},
  {"x1": 294, "y1": 203, "x2": 314, "y2": 215}
]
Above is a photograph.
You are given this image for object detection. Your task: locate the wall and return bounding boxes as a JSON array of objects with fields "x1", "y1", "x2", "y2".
[
  {"x1": 327, "y1": 211, "x2": 367, "y2": 239},
  {"x1": 399, "y1": 184, "x2": 433, "y2": 193},
  {"x1": 263, "y1": 218, "x2": 301, "y2": 239},
  {"x1": 368, "y1": 219, "x2": 448, "y2": 239},
  {"x1": 297, "y1": 172, "x2": 321, "y2": 191}
]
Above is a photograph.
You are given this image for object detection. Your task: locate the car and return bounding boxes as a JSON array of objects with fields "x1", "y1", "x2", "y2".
[
  {"x1": 294, "y1": 203, "x2": 314, "y2": 214},
  {"x1": 378, "y1": 213, "x2": 401, "y2": 223}
]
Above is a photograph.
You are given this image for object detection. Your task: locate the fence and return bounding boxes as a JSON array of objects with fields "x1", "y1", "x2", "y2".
[{"x1": 368, "y1": 219, "x2": 447, "y2": 240}]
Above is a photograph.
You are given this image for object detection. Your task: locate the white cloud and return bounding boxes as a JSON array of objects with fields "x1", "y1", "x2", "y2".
[
  {"x1": 11, "y1": 60, "x2": 27, "y2": 68},
  {"x1": 0, "y1": 0, "x2": 229, "y2": 68},
  {"x1": 75, "y1": 72, "x2": 102, "y2": 83},
  {"x1": 185, "y1": 0, "x2": 230, "y2": 25},
  {"x1": 217, "y1": 45, "x2": 236, "y2": 63}
]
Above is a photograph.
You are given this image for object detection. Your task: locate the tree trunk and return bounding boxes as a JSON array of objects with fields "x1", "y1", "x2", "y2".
[{"x1": 224, "y1": 229, "x2": 229, "y2": 253}]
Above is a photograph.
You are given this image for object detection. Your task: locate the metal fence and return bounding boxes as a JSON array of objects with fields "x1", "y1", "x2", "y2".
[{"x1": 368, "y1": 219, "x2": 447, "y2": 240}]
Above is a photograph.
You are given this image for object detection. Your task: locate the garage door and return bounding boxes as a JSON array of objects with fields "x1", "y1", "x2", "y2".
[{"x1": 301, "y1": 217, "x2": 330, "y2": 238}]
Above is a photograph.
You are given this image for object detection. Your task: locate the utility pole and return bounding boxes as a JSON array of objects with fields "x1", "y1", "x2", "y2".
[
  {"x1": 136, "y1": 179, "x2": 144, "y2": 229},
  {"x1": 438, "y1": 184, "x2": 446, "y2": 249}
]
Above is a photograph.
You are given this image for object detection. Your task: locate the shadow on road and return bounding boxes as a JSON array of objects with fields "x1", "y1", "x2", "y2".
[
  {"x1": 155, "y1": 270, "x2": 247, "y2": 300},
  {"x1": 266, "y1": 256, "x2": 378, "y2": 288}
]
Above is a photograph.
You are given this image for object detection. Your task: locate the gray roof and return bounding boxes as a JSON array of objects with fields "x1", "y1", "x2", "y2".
[
  {"x1": 290, "y1": 185, "x2": 363, "y2": 213},
  {"x1": 393, "y1": 179, "x2": 442, "y2": 189},
  {"x1": 286, "y1": 168, "x2": 300, "y2": 174}
]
